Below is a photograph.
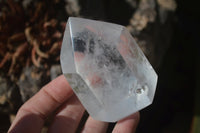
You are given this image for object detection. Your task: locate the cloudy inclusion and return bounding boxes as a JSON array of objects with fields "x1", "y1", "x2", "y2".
[{"x1": 60, "y1": 17, "x2": 157, "y2": 122}]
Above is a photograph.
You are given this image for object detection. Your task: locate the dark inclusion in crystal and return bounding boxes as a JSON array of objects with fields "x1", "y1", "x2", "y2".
[{"x1": 73, "y1": 29, "x2": 126, "y2": 69}]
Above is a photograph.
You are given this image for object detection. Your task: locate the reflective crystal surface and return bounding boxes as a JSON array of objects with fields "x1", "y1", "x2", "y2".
[{"x1": 60, "y1": 17, "x2": 158, "y2": 122}]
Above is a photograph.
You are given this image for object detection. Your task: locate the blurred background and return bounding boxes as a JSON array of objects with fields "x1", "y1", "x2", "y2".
[{"x1": 0, "y1": 0, "x2": 199, "y2": 133}]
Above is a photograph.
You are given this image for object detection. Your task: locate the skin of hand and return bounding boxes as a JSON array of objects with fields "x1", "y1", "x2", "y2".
[{"x1": 8, "y1": 75, "x2": 140, "y2": 133}]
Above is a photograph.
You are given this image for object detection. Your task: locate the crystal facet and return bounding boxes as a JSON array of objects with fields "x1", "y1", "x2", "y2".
[{"x1": 60, "y1": 17, "x2": 158, "y2": 122}]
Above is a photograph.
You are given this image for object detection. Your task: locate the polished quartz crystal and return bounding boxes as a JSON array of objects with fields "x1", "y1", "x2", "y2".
[{"x1": 60, "y1": 17, "x2": 158, "y2": 122}]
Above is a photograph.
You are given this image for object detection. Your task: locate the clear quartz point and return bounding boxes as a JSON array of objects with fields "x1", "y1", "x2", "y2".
[{"x1": 60, "y1": 17, "x2": 158, "y2": 122}]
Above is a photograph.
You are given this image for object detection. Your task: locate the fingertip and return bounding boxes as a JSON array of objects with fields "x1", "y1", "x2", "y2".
[
  {"x1": 119, "y1": 112, "x2": 140, "y2": 122},
  {"x1": 82, "y1": 116, "x2": 108, "y2": 133},
  {"x1": 112, "y1": 112, "x2": 140, "y2": 133},
  {"x1": 42, "y1": 75, "x2": 73, "y2": 104}
]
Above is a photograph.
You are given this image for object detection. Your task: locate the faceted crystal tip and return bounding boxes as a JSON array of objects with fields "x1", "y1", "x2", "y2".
[{"x1": 60, "y1": 17, "x2": 158, "y2": 122}]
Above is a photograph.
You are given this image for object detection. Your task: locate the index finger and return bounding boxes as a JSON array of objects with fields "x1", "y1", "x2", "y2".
[{"x1": 8, "y1": 75, "x2": 73, "y2": 133}]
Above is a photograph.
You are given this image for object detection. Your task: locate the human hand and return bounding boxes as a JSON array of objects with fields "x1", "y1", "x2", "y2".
[{"x1": 8, "y1": 75, "x2": 139, "y2": 133}]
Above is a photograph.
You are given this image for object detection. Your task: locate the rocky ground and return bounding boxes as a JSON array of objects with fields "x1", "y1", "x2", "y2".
[{"x1": 0, "y1": 0, "x2": 199, "y2": 132}]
